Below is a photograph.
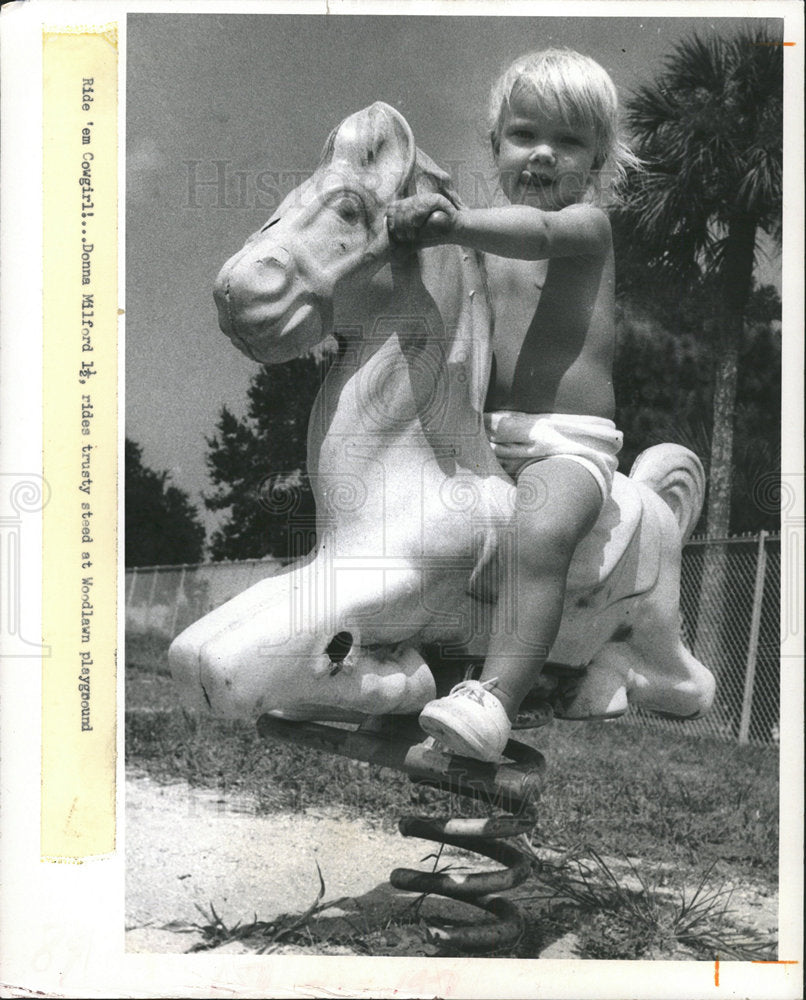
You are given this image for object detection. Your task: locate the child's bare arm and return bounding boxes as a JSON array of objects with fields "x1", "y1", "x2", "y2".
[
  {"x1": 387, "y1": 194, "x2": 610, "y2": 260},
  {"x1": 451, "y1": 203, "x2": 611, "y2": 260}
]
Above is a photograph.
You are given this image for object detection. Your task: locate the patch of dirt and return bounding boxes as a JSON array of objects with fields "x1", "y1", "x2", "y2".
[
  {"x1": 125, "y1": 771, "x2": 777, "y2": 958},
  {"x1": 126, "y1": 772, "x2": 495, "y2": 954}
]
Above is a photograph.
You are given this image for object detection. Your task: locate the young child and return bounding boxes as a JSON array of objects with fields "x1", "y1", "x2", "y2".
[{"x1": 386, "y1": 48, "x2": 637, "y2": 762}]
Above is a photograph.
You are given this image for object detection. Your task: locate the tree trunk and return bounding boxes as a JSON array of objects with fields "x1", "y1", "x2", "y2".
[
  {"x1": 705, "y1": 340, "x2": 740, "y2": 538},
  {"x1": 695, "y1": 214, "x2": 758, "y2": 732},
  {"x1": 705, "y1": 213, "x2": 758, "y2": 538}
]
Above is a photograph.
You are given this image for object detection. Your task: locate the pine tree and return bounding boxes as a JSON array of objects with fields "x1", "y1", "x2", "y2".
[
  {"x1": 125, "y1": 438, "x2": 205, "y2": 566},
  {"x1": 204, "y1": 355, "x2": 329, "y2": 560}
]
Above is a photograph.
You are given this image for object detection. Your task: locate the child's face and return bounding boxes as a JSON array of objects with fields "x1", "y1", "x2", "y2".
[{"x1": 495, "y1": 87, "x2": 597, "y2": 210}]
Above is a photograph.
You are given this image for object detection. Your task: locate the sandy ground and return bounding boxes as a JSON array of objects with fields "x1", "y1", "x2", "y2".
[
  {"x1": 126, "y1": 772, "x2": 501, "y2": 955},
  {"x1": 126, "y1": 771, "x2": 777, "y2": 958}
]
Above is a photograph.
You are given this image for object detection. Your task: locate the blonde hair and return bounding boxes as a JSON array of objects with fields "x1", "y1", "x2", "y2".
[{"x1": 487, "y1": 48, "x2": 639, "y2": 192}]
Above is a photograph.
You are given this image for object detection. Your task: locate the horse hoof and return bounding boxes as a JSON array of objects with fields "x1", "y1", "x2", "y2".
[{"x1": 554, "y1": 682, "x2": 629, "y2": 721}]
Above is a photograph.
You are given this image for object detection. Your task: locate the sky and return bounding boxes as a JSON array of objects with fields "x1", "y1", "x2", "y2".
[{"x1": 125, "y1": 10, "x2": 784, "y2": 541}]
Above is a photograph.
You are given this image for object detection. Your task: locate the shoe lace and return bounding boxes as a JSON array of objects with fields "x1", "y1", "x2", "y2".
[{"x1": 451, "y1": 676, "x2": 500, "y2": 695}]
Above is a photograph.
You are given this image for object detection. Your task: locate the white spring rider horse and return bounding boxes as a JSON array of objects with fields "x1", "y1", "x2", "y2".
[{"x1": 169, "y1": 102, "x2": 715, "y2": 730}]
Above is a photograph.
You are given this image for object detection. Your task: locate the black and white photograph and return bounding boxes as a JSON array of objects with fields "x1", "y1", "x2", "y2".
[
  {"x1": 121, "y1": 7, "x2": 798, "y2": 975},
  {"x1": 0, "y1": 2, "x2": 801, "y2": 997}
]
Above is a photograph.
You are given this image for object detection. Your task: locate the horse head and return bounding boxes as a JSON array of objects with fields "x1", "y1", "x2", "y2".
[
  {"x1": 213, "y1": 102, "x2": 455, "y2": 364},
  {"x1": 172, "y1": 104, "x2": 496, "y2": 722}
]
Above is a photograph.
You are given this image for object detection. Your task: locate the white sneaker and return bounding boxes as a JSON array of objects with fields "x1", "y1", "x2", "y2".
[{"x1": 419, "y1": 678, "x2": 511, "y2": 762}]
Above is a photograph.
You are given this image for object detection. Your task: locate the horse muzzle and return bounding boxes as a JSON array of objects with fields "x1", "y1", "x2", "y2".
[{"x1": 214, "y1": 243, "x2": 329, "y2": 363}]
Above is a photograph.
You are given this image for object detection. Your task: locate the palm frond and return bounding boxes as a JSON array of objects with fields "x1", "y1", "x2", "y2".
[
  {"x1": 735, "y1": 148, "x2": 782, "y2": 215},
  {"x1": 663, "y1": 33, "x2": 730, "y2": 93},
  {"x1": 621, "y1": 26, "x2": 783, "y2": 278}
]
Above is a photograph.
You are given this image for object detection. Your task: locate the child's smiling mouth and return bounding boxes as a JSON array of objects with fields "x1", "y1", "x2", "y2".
[{"x1": 520, "y1": 171, "x2": 554, "y2": 189}]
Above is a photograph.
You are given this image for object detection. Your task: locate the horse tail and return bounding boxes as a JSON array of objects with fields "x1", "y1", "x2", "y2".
[{"x1": 629, "y1": 444, "x2": 706, "y2": 544}]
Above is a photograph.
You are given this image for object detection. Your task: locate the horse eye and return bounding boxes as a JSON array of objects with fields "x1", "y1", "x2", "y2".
[{"x1": 335, "y1": 195, "x2": 363, "y2": 223}]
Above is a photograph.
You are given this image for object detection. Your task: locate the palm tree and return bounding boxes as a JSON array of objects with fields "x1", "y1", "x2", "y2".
[
  {"x1": 614, "y1": 29, "x2": 783, "y2": 729},
  {"x1": 616, "y1": 28, "x2": 782, "y2": 538}
]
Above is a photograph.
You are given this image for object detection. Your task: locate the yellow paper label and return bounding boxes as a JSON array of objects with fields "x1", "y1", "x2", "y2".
[{"x1": 41, "y1": 25, "x2": 118, "y2": 859}]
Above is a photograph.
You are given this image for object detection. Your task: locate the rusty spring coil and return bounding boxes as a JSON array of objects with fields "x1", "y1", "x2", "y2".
[
  {"x1": 255, "y1": 714, "x2": 545, "y2": 951},
  {"x1": 390, "y1": 813, "x2": 536, "y2": 952}
]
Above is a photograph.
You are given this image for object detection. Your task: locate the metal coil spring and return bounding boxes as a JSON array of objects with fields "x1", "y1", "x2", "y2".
[
  {"x1": 390, "y1": 814, "x2": 536, "y2": 952},
  {"x1": 255, "y1": 714, "x2": 545, "y2": 951}
]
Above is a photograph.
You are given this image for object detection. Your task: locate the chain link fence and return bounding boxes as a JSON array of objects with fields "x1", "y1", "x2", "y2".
[
  {"x1": 125, "y1": 533, "x2": 782, "y2": 747},
  {"x1": 621, "y1": 532, "x2": 781, "y2": 747},
  {"x1": 125, "y1": 557, "x2": 284, "y2": 638}
]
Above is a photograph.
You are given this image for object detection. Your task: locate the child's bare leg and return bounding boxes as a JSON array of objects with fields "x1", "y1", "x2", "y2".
[
  {"x1": 419, "y1": 458, "x2": 603, "y2": 760},
  {"x1": 480, "y1": 458, "x2": 603, "y2": 720}
]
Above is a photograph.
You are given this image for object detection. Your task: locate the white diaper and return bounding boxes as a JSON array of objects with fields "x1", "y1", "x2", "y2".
[{"x1": 484, "y1": 411, "x2": 623, "y2": 501}]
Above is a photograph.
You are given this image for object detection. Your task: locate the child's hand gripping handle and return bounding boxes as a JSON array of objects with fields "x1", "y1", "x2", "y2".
[{"x1": 386, "y1": 193, "x2": 457, "y2": 247}]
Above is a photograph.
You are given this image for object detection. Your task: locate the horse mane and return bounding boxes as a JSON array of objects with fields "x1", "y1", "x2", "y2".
[
  {"x1": 406, "y1": 147, "x2": 493, "y2": 370},
  {"x1": 408, "y1": 147, "x2": 463, "y2": 209}
]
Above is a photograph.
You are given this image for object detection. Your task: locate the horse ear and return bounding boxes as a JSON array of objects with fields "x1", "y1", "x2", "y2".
[
  {"x1": 322, "y1": 102, "x2": 416, "y2": 203},
  {"x1": 410, "y1": 148, "x2": 463, "y2": 208}
]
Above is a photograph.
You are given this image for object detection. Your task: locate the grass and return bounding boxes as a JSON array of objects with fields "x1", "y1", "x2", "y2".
[
  {"x1": 525, "y1": 721, "x2": 778, "y2": 878},
  {"x1": 153, "y1": 848, "x2": 776, "y2": 961},
  {"x1": 164, "y1": 885, "x2": 447, "y2": 957},
  {"x1": 126, "y1": 631, "x2": 779, "y2": 885},
  {"x1": 170, "y1": 866, "x2": 328, "y2": 954},
  {"x1": 512, "y1": 848, "x2": 776, "y2": 961}
]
